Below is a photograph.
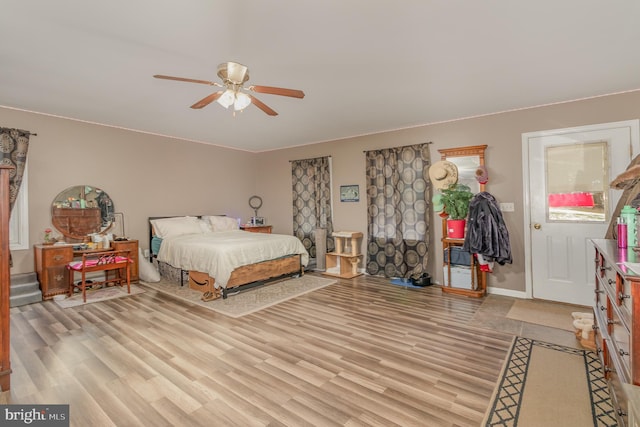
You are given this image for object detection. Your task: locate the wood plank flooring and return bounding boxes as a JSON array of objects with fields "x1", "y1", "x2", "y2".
[{"x1": 1, "y1": 275, "x2": 516, "y2": 426}]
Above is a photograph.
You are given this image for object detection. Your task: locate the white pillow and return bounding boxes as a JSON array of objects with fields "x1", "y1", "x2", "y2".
[
  {"x1": 197, "y1": 218, "x2": 213, "y2": 233},
  {"x1": 150, "y1": 216, "x2": 204, "y2": 239},
  {"x1": 204, "y1": 215, "x2": 239, "y2": 232}
]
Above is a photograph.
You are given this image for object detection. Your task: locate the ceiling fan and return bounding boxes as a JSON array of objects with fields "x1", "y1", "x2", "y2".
[{"x1": 153, "y1": 61, "x2": 305, "y2": 116}]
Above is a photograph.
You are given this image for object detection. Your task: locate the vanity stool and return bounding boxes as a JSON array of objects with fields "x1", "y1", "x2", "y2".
[{"x1": 67, "y1": 250, "x2": 131, "y2": 302}]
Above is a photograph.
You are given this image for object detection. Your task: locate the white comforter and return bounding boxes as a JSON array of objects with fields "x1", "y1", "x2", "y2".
[{"x1": 157, "y1": 230, "x2": 309, "y2": 288}]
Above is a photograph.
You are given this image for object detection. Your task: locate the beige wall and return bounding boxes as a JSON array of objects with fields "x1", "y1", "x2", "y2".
[
  {"x1": 1, "y1": 108, "x2": 258, "y2": 274},
  {"x1": 5, "y1": 90, "x2": 640, "y2": 293},
  {"x1": 256, "y1": 90, "x2": 640, "y2": 293}
]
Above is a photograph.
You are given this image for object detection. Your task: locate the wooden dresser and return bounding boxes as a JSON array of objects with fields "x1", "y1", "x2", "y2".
[
  {"x1": 591, "y1": 238, "x2": 640, "y2": 426},
  {"x1": 34, "y1": 239, "x2": 139, "y2": 300}
]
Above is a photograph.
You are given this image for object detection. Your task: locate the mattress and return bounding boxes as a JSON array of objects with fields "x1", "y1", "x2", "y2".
[{"x1": 157, "y1": 230, "x2": 309, "y2": 288}]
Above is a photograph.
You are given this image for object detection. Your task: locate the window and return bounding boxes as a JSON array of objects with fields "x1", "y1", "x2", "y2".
[{"x1": 10, "y1": 164, "x2": 28, "y2": 250}]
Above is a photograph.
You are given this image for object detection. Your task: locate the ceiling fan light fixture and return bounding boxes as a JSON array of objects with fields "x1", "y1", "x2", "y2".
[
  {"x1": 234, "y1": 92, "x2": 251, "y2": 111},
  {"x1": 217, "y1": 89, "x2": 235, "y2": 109},
  {"x1": 155, "y1": 61, "x2": 302, "y2": 116}
]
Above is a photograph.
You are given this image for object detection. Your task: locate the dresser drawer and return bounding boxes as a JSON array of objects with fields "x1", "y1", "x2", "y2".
[
  {"x1": 598, "y1": 254, "x2": 617, "y2": 292},
  {"x1": 42, "y1": 246, "x2": 73, "y2": 266},
  {"x1": 595, "y1": 298, "x2": 609, "y2": 330},
  {"x1": 594, "y1": 317, "x2": 605, "y2": 364},
  {"x1": 43, "y1": 266, "x2": 69, "y2": 296},
  {"x1": 610, "y1": 308, "x2": 632, "y2": 381},
  {"x1": 607, "y1": 345, "x2": 631, "y2": 425},
  {"x1": 617, "y1": 278, "x2": 633, "y2": 322}
]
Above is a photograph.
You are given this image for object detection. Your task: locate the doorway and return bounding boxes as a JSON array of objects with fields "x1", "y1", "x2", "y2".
[{"x1": 522, "y1": 120, "x2": 639, "y2": 306}]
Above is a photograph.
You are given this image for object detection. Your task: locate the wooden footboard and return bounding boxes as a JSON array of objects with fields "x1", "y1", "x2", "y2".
[{"x1": 190, "y1": 254, "x2": 303, "y2": 300}]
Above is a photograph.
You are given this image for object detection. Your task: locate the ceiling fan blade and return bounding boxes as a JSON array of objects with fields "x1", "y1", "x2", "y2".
[
  {"x1": 154, "y1": 74, "x2": 221, "y2": 87},
  {"x1": 248, "y1": 95, "x2": 278, "y2": 116},
  {"x1": 190, "y1": 91, "x2": 224, "y2": 109},
  {"x1": 249, "y1": 85, "x2": 305, "y2": 99}
]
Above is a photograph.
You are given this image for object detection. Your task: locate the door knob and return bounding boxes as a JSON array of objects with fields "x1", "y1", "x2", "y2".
[{"x1": 533, "y1": 223, "x2": 541, "y2": 230}]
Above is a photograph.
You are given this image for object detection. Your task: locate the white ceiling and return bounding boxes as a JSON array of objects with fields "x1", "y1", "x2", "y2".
[{"x1": 2, "y1": 1, "x2": 640, "y2": 152}]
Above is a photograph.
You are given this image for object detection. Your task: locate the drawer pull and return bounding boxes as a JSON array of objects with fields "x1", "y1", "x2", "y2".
[
  {"x1": 618, "y1": 292, "x2": 630, "y2": 301},
  {"x1": 619, "y1": 348, "x2": 629, "y2": 357},
  {"x1": 53, "y1": 255, "x2": 64, "y2": 261}
]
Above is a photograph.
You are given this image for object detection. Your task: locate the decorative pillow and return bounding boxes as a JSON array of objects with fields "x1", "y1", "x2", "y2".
[
  {"x1": 150, "y1": 216, "x2": 204, "y2": 239},
  {"x1": 204, "y1": 215, "x2": 239, "y2": 232}
]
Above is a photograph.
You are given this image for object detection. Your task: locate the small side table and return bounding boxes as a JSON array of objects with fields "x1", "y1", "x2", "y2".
[
  {"x1": 240, "y1": 225, "x2": 272, "y2": 234},
  {"x1": 323, "y1": 231, "x2": 363, "y2": 279}
]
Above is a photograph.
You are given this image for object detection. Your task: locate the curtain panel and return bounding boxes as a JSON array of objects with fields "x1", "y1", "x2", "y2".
[
  {"x1": 291, "y1": 157, "x2": 335, "y2": 259},
  {"x1": 0, "y1": 128, "x2": 30, "y2": 213},
  {"x1": 1, "y1": 127, "x2": 31, "y2": 267},
  {"x1": 365, "y1": 143, "x2": 431, "y2": 279}
]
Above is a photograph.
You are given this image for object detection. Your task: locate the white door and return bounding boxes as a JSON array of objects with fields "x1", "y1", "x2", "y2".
[{"x1": 523, "y1": 120, "x2": 639, "y2": 306}]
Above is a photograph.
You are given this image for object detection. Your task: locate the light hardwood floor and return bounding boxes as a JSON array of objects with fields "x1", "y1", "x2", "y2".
[{"x1": 0, "y1": 275, "x2": 582, "y2": 426}]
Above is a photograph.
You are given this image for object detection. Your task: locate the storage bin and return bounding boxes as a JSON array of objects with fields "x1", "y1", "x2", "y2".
[
  {"x1": 443, "y1": 265, "x2": 473, "y2": 289},
  {"x1": 443, "y1": 247, "x2": 472, "y2": 266}
]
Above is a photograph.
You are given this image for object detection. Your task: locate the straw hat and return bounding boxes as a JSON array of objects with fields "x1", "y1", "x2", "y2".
[{"x1": 429, "y1": 160, "x2": 458, "y2": 190}]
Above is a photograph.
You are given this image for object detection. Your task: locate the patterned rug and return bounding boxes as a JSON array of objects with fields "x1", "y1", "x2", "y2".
[
  {"x1": 139, "y1": 275, "x2": 336, "y2": 318},
  {"x1": 54, "y1": 284, "x2": 145, "y2": 308},
  {"x1": 484, "y1": 336, "x2": 617, "y2": 427}
]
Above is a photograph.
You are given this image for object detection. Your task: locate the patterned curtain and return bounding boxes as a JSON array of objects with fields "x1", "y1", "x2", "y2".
[
  {"x1": 291, "y1": 156, "x2": 335, "y2": 258},
  {"x1": 0, "y1": 128, "x2": 30, "y2": 214},
  {"x1": 1, "y1": 128, "x2": 31, "y2": 268},
  {"x1": 365, "y1": 143, "x2": 431, "y2": 279}
]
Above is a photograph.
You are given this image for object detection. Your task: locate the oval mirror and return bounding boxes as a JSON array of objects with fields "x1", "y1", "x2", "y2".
[{"x1": 51, "y1": 185, "x2": 115, "y2": 241}]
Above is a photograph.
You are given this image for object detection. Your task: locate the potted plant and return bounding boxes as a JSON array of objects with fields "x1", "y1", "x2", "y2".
[{"x1": 439, "y1": 183, "x2": 473, "y2": 238}]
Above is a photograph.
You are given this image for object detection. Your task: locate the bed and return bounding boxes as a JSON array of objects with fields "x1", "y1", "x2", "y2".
[{"x1": 149, "y1": 215, "x2": 309, "y2": 299}]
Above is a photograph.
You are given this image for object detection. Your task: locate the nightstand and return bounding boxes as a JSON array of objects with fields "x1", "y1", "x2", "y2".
[{"x1": 240, "y1": 225, "x2": 272, "y2": 234}]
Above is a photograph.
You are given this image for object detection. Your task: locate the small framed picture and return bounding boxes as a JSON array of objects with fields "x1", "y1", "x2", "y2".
[
  {"x1": 250, "y1": 216, "x2": 265, "y2": 225},
  {"x1": 340, "y1": 185, "x2": 360, "y2": 202}
]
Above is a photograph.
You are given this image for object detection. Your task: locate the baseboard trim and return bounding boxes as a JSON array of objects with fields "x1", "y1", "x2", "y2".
[{"x1": 487, "y1": 286, "x2": 527, "y2": 299}]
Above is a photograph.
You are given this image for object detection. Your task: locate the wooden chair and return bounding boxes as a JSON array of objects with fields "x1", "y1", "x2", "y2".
[{"x1": 67, "y1": 250, "x2": 131, "y2": 302}]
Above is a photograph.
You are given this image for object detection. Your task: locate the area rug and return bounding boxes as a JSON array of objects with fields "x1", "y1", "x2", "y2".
[
  {"x1": 54, "y1": 285, "x2": 145, "y2": 308},
  {"x1": 506, "y1": 299, "x2": 586, "y2": 331},
  {"x1": 140, "y1": 275, "x2": 336, "y2": 318},
  {"x1": 484, "y1": 336, "x2": 617, "y2": 427}
]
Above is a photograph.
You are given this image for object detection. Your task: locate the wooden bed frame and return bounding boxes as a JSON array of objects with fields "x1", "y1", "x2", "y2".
[{"x1": 148, "y1": 216, "x2": 304, "y2": 300}]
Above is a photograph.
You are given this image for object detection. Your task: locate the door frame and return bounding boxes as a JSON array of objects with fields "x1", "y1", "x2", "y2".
[{"x1": 522, "y1": 120, "x2": 640, "y2": 300}]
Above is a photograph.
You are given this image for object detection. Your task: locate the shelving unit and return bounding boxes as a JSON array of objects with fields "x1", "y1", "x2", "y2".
[
  {"x1": 438, "y1": 144, "x2": 488, "y2": 298},
  {"x1": 441, "y1": 230, "x2": 486, "y2": 297},
  {"x1": 323, "y1": 231, "x2": 363, "y2": 279}
]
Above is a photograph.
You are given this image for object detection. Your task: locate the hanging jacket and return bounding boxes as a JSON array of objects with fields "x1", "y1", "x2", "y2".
[{"x1": 462, "y1": 192, "x2": 512, "y2": 265}]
